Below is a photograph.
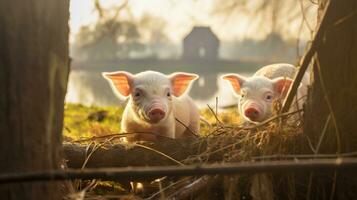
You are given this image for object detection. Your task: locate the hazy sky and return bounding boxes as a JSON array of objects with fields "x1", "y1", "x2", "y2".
[{"x1": 70, "y1": 0, "x2": 317, "y2": 44}]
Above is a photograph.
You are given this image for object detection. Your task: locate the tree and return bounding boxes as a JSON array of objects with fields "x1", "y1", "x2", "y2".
[
  {"x1": 0, "y1": 0, "x2": 69, "y2": 199},
  {"x1": 72, "y1": 0, "x2": 145, "y2": 61},
  {"x1": 305, "y1": 0, "x2": 357, "y2": 155},
  {"x1": 304, "y1": 0, "x2": 357, "y2": 198},
  {"x1": 212, "y1": 0, "x2": 316, "y2": 40},
  {"x1": 74, "y1": 19, "x2": 143, "y2": 61}
]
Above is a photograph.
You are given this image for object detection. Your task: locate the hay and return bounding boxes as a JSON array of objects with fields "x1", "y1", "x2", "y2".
[
  {"x1": 63, "y1": 102, "x2": 316, "y2": 199},
  {"x1": 62, "y1": 99, "x2": 356, "y2": 199}
]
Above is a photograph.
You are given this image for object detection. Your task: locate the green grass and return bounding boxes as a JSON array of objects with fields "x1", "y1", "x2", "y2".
[
  {"x1": 63, "y1": 103, "x2": 124, "y2": 140},
  {"x1": 63, "y1": 103, "x2": 240, "y2": 140}
]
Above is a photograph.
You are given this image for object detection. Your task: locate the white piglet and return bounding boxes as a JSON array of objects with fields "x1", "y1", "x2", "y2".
[
  {"x1": 103, "y1": 70, "x2": 200, "y2": 141},
  {"x1": 222, "y1": 63, "x2": 309, "y2": 123}
]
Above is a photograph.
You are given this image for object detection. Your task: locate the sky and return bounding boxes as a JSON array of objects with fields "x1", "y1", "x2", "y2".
[{"x1": 69, "y1": 0, "x2": 317, "y2": 44}]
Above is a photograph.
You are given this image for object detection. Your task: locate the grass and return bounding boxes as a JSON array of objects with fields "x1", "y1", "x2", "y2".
[
  {"x1": 63, "y1": 103, "x2": 240, "y2": 140},
  {"x1": 63, "y1": 103, "x2": 124, "y2": 140}
]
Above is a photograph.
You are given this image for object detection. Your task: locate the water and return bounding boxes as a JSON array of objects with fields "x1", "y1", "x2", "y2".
[{"x1": 65, "y1": 69, "x2": 253, "y2": 108}]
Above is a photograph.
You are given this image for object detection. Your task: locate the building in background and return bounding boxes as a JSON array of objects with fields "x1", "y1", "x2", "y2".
[{"x1": 182, "y1": 26, "x2": 220, "y2": 60}]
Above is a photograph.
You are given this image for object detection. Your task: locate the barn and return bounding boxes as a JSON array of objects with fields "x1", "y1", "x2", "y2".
[{"x1": 182, "y1": 26, "x2": 220, "y2": 60}]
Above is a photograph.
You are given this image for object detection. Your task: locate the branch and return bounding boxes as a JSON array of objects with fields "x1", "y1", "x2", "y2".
[
  {"x1": 0, "y1": 158, "x2": 357, "y2": 184},
  {"x1": 281, "y1": 1, "x2": 332, "y2": 113}
]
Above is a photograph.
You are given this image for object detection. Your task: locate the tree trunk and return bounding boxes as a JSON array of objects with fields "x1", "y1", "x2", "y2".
[
  {"x1": 305, "y1": 0, "x2": 357, "y2": 153},
  {"x1": 0, "y1": 0, "x2": 69, "y2": 199},
  {"x1": 304, "y1": 0, "x2": 357, "y2": 199}
]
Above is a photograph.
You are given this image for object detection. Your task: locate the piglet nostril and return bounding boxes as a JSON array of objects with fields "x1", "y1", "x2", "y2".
[
  {"x1": 149, "y1": 108, "x2": 166, "y2": 121},
  {"x1": 244, "y1": 108, "x2": 260, "y2": 120}
]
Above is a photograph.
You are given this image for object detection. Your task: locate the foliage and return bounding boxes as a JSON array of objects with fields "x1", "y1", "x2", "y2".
[
  {"x1": 72, "y1": 0, "x2": 170, "y2": 61},
  {"x1": 212, "y1": 0, "x2": 316, "y2": 37},
  {"x1": 73, "y1": 19, "x2": 144, "y2": 61}
]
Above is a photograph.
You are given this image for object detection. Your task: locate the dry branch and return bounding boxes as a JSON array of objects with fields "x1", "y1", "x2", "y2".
[
  {"x1": 1, "y1": 158, "x2": 357, "y2": 184},
  {"x1": 281, "y1": 1, "x2": 332, "y2": 113}
]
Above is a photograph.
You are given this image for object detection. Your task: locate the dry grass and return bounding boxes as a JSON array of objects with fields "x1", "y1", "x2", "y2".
[
  {"x1": 62, "y1": 102, "x2": 321, "y2": 199},
  {"x1": 62, "y1": 99, "x2": 357, "y2": 200}
]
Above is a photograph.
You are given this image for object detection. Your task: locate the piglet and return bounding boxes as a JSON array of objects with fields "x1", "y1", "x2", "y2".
[
  {"x1": 222, "y1": 63, "x2": 309, "y2": 123},
  {"x1": 102, "y1": 70, "x2": 200, "y2": 141}
]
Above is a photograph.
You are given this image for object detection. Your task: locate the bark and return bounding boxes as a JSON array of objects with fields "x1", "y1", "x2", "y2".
[
  {"x1": 303, "y1": 0, "x2": 357, "y2": 199},
  {"x1": 63, "y1": 138, "x2": 209, "y2": 168},
  {"x1": 305, "y1": 0, "x2": 357, "y2": 154},
  {"x1": 0, "y1": 0, "x2": 69, "y2": 199}
]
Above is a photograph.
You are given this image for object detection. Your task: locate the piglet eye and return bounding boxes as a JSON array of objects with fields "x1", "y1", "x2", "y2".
[
  {"x1": 134, "y1": 90, "x2": 142, "y2": 97},
  {"x1": 266, "y1": 94, "x2": 273, "y2": 100},
  {"x1": 241, "y1": 94, "x2": 245, "y2": 98},
  {"x1": 167, "y1": 92, "x2": 171, "y2": 97}
]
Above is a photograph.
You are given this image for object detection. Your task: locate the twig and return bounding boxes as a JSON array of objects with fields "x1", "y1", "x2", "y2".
[
  {"x1": 207, "y1": 104, "x2": 222, "y2": 125},
  {"x1": 1, "y1": 158, "x2": 357, "y2": 184},
  {"x1": 146, "y1": 177, "x2": 192, "y2": 200},
  {"x1": 199, "y1": 141, "x2": 242, "y2": 161},
  {"x1": 72, "y1": 132, "x2": 172, "y2": 143},
  {"x1": 299, "y1": 0, "x2": 314, "y2": 35},
  {"x1": 305, "y1": 134, "x2": 317, "y2": 154},
  {"x1": 334, "y1": 11, "x2": 357, "y2": 26},
  {"x1": 252, "y1": 151, "x2": 357, "y2": 160},
  {"x1": 315, "y1": 54, "x2": 341, "y2": 153},
  {"x1": 215, "y1": 97, "x2": 219, "y2": 120},
  {"x1": 329, "y1": 171, "x2": 337, "y2": 200},
  {"x1": 316, "y1": 114, "x2": 331, "y2": 154},
  {"x1": 175, "y1": 117, "x2": 199, "y2": 138},
  {"x1": 296, "y1": 13, "x2": 305, "y2": 59},
  {"x1": 77, "y1": 137, "x2": 118, "y2": 190},
  {"x1": 306, "y1": 172, "x2": 313, "y2": 200},
  {"x1": 135, "y1": 144, "x2": 185, "y2": 166}
]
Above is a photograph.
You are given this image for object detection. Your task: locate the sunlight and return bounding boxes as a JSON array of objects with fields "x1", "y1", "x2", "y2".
[{"x1": 69, "y1": 0, "x2": 317, "y2": 44}]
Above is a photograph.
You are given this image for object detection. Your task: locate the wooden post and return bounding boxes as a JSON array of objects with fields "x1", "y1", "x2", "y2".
[
  {"x1": 0, "y1": 0, "x2": 69, "y2": 199},
  {"x1": 304, "y1": 0, "x2": 357, "y2": 199},
  {"x1": 305, "y1": 0, "x2": 357, "y2": 154}
]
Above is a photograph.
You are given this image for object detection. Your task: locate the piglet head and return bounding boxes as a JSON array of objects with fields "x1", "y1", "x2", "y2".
[
  {"x1": 222, "y1": 74, "x2": 293, "y2": 123},
  {"x1": 103, "y1": 71, "x2": 198, "y2": 124}
]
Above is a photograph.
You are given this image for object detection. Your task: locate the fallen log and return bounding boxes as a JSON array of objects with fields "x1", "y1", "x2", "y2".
[{"x1": 63, "y1": 137, "x2": 211, "y2": 168}]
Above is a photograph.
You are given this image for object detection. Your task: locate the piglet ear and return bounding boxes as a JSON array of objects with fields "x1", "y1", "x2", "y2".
[
  {"x1": 221, "y1": 74, "x2": 246, "y2": 95},
  {"x1": 102, "y1": 71, "x2": 134, "y2": 98},
  {"x1": 272, "y1": 77, "x2": 293, "y2": 98},
  {"x1": 169, "y1": 72, "x2": 199, "y2": 97}
]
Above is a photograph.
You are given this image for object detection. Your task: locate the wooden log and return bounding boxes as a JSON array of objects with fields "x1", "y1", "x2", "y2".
[
  {"x1": 0, "y1": 0, "x2": 69, "y2": 198},
  {"x1": 1, "y1": 158, "x2": 357, "y2": 184},
  {"x1": 63, "y1": 138, "x2": 211, "y2": 168}
]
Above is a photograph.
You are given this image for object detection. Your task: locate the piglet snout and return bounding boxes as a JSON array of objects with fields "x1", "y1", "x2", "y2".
[
  {"x1": 244, "y1": 107, "x2": 260, "y2": 121},
  {"x1": 149, "y1": 108, "x2": 166, "y2": 122}
]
